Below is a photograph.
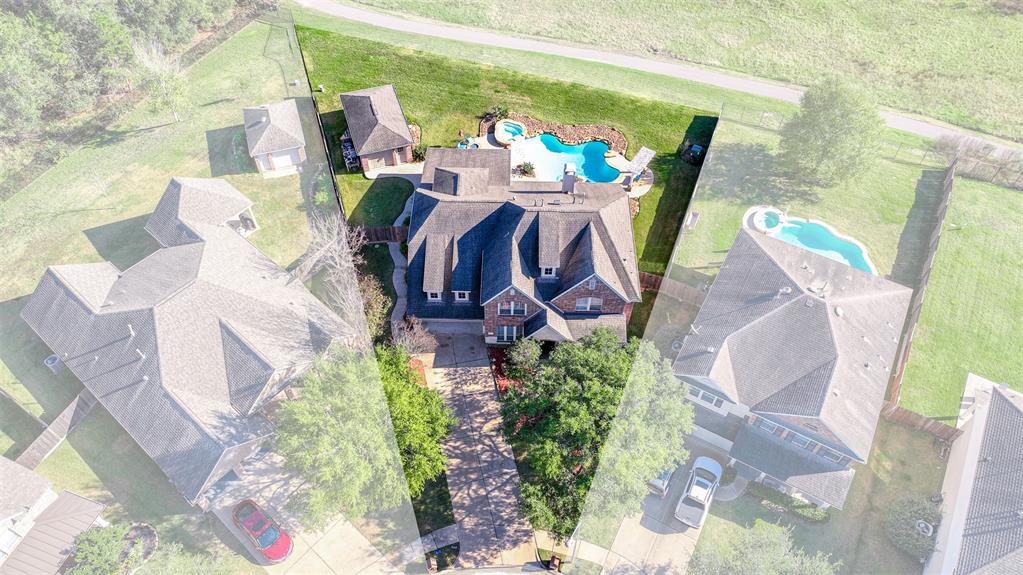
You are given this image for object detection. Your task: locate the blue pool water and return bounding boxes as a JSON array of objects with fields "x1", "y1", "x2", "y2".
[
  {"x1": 512, "y1": 133, "x2": 620, "y2": 182},
  {"x1": 497, "y1": 121, "x2": 525, "y2": 139},
  {"x1": 773, "y1": 220, "x2": 876, "y2": 274}
]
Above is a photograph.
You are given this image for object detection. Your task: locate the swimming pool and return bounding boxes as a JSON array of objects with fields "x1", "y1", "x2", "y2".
[
  {"x1": 511, "y1": 133, "x2": 621, "y2": 182},
  {"x1": 746, "y1": 206, "x2": 878, "y2": 275}
]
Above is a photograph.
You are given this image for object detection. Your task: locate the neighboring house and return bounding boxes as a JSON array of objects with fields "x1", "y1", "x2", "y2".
[
  {"x1": 0, "y1": 457, "x2": 104, "y2": 575},
  {"x1": 406, "y1": 147, "x2": 641, "y2": 344},
  {"x1": 672, "y1": 228, "x2": 912, "y2": 509},
  {"x1": 21, "y1": 177, "x2": 346, "y2": 508},
  {"x1": 339, "y1": 85, "x2": 414, "y2": 172},
  {"x1": 926, "y1": 374, "x2": 1023, "y2": 575},
  {"x1": 243, "y1": 99, "x2": 307, "y2": 175}
]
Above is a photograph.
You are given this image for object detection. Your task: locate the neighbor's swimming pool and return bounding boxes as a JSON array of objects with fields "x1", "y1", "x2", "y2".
[{"x1": 511, "y1": 133, "x2": 621, "y2": 183}]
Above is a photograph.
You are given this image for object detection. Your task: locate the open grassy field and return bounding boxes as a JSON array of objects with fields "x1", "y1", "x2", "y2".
[
  {"x1": 297, "y1": 25, "x2": 715, "y2": 276},
  {"x1": 345, "y1": 0, "x2": 1023, "y2": 142},
  {"x1": 0, "y1": 15, "x2": 325, "y2": 565},
  {"x1": 674, "y1": 119, "x2": 945, "y2": 285},
  {"x1": 696, "y1": 420, "x2": 947, "y2": 574},
  {"x1": 898, "y1": 178, "x2": 1023, "y2": 419}
]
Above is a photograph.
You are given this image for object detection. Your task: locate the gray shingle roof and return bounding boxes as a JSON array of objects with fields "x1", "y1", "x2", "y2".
[
  {"x1": 406, "y1": 148, "x2": 640, "y2": 324},
  {"x1": 145, "y1": 177, "x2": 252, "y2": 248},
  {"x1": 954, "y1": 386, "x2": 1023, "y2": 575},
  {"x1": 1, "y1": 491, "x2": 104, "y2": 575},
  {"x1": 339, "y1": 85, "x2": 413, "y2": 155},
  {"x1": 20, "y1": 178, "x2": 346, "y2": 505},
  {"x1": 674, "y1": 228, "x2": 912, "y2": 462},
  {"x1": 243, "y1": 99, "x2": 306, "y2": 157},
  {"x1": 0, "y1": 458, "x2": 51, "y2": 524},
  {"x1": 729, "y1": 425, "x2": 855, "y2": 509}
]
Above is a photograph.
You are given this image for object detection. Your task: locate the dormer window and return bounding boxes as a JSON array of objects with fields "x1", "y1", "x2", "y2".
[
  {"x1": 427, "y1": 292, "x2": 442, "y2": 302},
  {"x1": 454, "y1": 291, "x2": 470, "y2": 302},
  {"x1": 542, "y1": 267, "x2": 557, "y2": 278}
]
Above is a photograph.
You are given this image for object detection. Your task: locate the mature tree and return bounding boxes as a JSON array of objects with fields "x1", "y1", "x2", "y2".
[
  {"x1": 358, "y1": 272, "x2": 390, "y2": 342},
  {"x1": 502, "y1": 328, "x2": 692, "y2": 539},
  {"x1": 883, "y1": 497, "x2": 942, "y2": 560},
  {"x1": 690, "y1": 520, "x2": 839, "y2": 575},
  {"x1": 391, "y1": 315, "x2": 436, "y2": 354},
  {"x1": 117, "y1": 0, "x2": 233, "y2": 47},
  {"x1": 276, "y1": 348, "x2": 409, "y2": 528},
  {"x1": 134, "y1": 40, "x2": 186, "y2": 122},
  {"x1": 779, "y1": 79, "x2": 883, "y2": 185},
  {"x1": 376, "y1": 345, "x2": 456, "y2": 497},
  {"x1": 69, "y1": 524, "x2": 138, "y2": 575},
  {"x1": 135, "y1": 542, "x2": 235, "y2": 575}
]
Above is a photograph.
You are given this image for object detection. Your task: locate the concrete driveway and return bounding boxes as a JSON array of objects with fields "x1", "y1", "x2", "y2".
[
  {"x1": 573, "y1": 443, "x2": 728, "y2": 574},
  {"x1": 421, "y1": 329, "x2": 537, "y2": 568}
]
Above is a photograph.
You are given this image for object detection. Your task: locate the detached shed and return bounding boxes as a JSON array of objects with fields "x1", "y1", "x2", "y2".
[{"x1": 243, "y1": 100, "x2": 307, "y2": 175}]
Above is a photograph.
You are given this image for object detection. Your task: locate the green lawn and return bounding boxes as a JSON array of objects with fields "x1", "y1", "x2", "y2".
[
  {"x1": 0, "y1": 16, "x2": 326, "y2": 565},
  {"x1": 898, "y1": 178, "x2": 1023, "y2": 419},
  {"x1": 674, "y1": 119, "x2": 944, "y2": 283},
  {"x1": 296, "y1": 25, "x2": 715, "y2": 276},
  {"x1": 697, "y1": 420, "x2": 946, "y2": 574},
  {"x1": 342, "y1": 0, "x2": 1023, "y2": 142},
  {"x1": 626, "y1": 290, "x2": 656, "y2": 340}
]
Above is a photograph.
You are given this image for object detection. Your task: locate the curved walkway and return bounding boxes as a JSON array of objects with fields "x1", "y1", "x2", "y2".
[
  {"x1": 715, "y1": 475, "x2": 750, "y2": 502},
  {"x1": 295, "y1": 0, "x2": 1022, "y2": 153}
]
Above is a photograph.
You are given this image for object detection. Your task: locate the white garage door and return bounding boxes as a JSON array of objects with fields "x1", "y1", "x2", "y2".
[{"x1": 270, "y1": 148, "x2": 301, "y2": 169}]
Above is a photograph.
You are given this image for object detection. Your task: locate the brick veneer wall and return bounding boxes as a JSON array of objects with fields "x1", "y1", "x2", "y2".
[
  {"x1": 550, "y1": 276, "x2": 628, "y2": 315},
  {"x1": 483, "y1": 287, "x2": 539, "y2": 338}
]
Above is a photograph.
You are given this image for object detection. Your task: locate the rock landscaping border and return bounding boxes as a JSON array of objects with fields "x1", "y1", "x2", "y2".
[{"x1": 479, "y1": 112, "x2": 628, "y2": 154}]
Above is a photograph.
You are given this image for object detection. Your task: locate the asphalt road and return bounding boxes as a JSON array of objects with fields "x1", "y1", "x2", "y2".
[{"x1": 294, "y1": 0, "x2": 1021, "y2": 152}]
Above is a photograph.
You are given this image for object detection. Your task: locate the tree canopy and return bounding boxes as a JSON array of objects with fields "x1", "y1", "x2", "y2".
[
  {"x1": 501, "y1": 328, "x2": 692, "y2": 539},
  {"x1": 779, "y1": 79, "x2": 883, "y2": 185},
  {"x1": 691, "y1": 520, "x2": 839, "y2": 575},
  {"x1": 69, "y1": 524, "x2": 138, "y2": 575},
  {"x1": 376, "y1": 345, "x2": 456, "y2": 498}
]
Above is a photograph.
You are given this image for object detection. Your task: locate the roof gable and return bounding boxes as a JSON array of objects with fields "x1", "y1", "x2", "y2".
[
  {"x1": 339, "y1": 85, "x2": 413, "y2": 155},
  {"x1": 243, "y1": 99, "x2": 306, "y2": 156}
]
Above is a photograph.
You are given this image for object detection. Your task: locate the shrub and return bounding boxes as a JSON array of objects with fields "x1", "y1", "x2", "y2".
[
  {"x1": 313, "y1": 190, "x2": 332, "y2": 206},
  {"x1": 505, "y1": 338, "x2": 540, "y2": 381},
  {"x1": 883, "y1": 497, "x2": 941, "y2": 559},
  {"x1": 520, "y1": 162, "x2": 535, "y2": 176},
  {"x1": 488, "y1": 104, "x2": 509, "y2": 119},
  {"x1": 747, "y1": 482, "x2": 830, "y2": 523},
  {"x1": 412, "y1": 143, "x2": 427, "y2": 162}
]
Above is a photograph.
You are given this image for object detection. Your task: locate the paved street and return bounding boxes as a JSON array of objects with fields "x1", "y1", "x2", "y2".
[{"x1": 422, "y1": 329, "x2": 537, "y2": 568}]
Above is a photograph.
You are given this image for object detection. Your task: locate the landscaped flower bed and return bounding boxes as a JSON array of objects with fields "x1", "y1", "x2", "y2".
[
  {"x1": 747, "y1": 482, "x2": 830, "y2": 523},
  {"x1": 479, "y1": 112, "x2": 628, "y2": 154}
]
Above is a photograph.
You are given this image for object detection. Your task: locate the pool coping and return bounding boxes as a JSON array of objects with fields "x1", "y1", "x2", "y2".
[{"x1": 741, "y1": 205, "x2": 880, "y2": 276}]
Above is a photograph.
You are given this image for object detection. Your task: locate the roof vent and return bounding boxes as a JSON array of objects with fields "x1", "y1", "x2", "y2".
[
  {"x1": 834, "y1": 306, "x2": 844, "y2": 317},
  {"x1": 804, "y1": 298, "x2": 815, "y2": 308},
  {"x1": 128, "y1": 324, "x2": 135, "y2": 337},
  {"x1": 706, "y1": 346, "x2": 716, "y2": 354},
  {"x1": 143, "y1": 375, "x2": 149, "y2": 382},
  {"x1": 136, "y1": 348, "x2": 146, "y2": 361},
  {"x1": 778, "y1": 286, "x2": 792, "y2": 297},
  {"x1": 864, "y1": 362, "x2": 871, "y2": 369}
]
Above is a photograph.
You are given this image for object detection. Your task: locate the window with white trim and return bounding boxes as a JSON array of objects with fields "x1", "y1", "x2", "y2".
[
  {"x1": 587, "y1": 277, "x2": 597, "y2": 290},
  {"x1": 820, "y1": 448, "x2": 843, "y2": 463},
  {"x1": 541, "y1": 267, "x2": 557, "y2": 278},
  {"x1": 427, "y1": 292, "x2": 442, "y2": 302},
  {"x1": 498, "y1": 301, "x2": 527, "y2": 316},
  {"x1": 688, "y1": 387, "x2": 725, "y2": 408},
  {"x1": 574, "y1": 297, "x2": 603, "y2": 311},
  {"x1": 788, "y1": 433, "x2": 811, "y2": 449},
  {"x1": 453, "y1": 291, "x2": 470, "y2": 302},
  {"x1": 497, "y1": 325, "x2": 521, "y2": 343}
]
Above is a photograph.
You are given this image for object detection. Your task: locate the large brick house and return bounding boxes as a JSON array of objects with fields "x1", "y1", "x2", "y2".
[
  {"x1": 406, "y1": 148, "x2": 641, "y2": 344},
  {"x1": 672, "y1": 228, "x2": 912, "y2": 509},
  {"x1": 339, "y1": 85, "x2": 414, "y2": 172}
]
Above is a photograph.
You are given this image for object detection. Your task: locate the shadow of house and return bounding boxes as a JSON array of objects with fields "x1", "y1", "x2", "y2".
[
  {"x1": 0, "y1": 297, "x2": 83, "y2": 423},
  {"x1": 82, "y1": 214, "x2": 161, "y2": 271},
  {"x1": 889, "y1": 169, "x2": 948, "y2": 288},
  {"x1": 206, "y1": 125, "x2": 258, "y2": 177},
  {"x1": 318, "y1": 109, "x2": 350, "y2": 177},
  {"x1": 683, "y1": 115, "x2": 718, "y2": 149},
  {"x1": 699, "y1": 143, "x2": 818, "y2": 206},
  {"x1": 638, "y1": 154, "x2": 700, "y2": 271}
]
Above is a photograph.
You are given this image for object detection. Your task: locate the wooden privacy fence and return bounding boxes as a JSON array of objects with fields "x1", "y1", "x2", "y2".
[
  {"x1": 362, "y1": 226, "x2": 407, "y2": 244},
  {"x1": 639, "y1": 272, "x2": 707, "y2": 309},
  {"x1": 887, "y1": 160, "x2": 958, "y2": 402},
  {"x1": 880, "y1": 401, "x2": 962, "y2": 443}
]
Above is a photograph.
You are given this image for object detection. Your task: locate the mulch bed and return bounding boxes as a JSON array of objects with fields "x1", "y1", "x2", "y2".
[
  {"x1": 488, "y1": 347, "x2": 519, "y2": 396},
  {"x1": 478, "y1": 112, "x2": 628, "y2": 154}
]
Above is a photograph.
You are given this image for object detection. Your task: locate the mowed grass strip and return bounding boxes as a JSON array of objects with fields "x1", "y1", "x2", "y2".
[
  {"x1": 898, "y1": 178, "x2": 1023, "y2": 419},
  {"x1": 345, "y1": 0, "x2": 1023, "y2": 141},
  {"x1": 296, "y1": 25, "x2": 715, "y2": 276}
]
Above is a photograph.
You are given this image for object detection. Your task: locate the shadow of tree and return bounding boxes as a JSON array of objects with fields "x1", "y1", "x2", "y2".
[
  {"x1": 82, "y1": 214, "x2": 161, "y2": 271},
  {"x1": 699, "y1": 143, "x2": 819, "y2": 205},
  {"x1": 206, "y1": 125, "x2": 257, "y2": 177}
]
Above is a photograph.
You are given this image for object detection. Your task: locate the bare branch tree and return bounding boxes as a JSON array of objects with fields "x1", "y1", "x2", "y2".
[
  {"x1": 391, "y1": 316, "x2": 436, "y2": 354},
  {"x1": 293, "y1": 210, "x2": 366, "y2": 284},
  {"x1": 132, "y1": 39, "x2": 185, "y2": 122}
]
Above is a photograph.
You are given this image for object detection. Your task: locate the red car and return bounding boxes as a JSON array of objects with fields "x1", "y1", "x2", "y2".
[{"x1": 232, "y1": 499, "x2": 293, "y2": 563}]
